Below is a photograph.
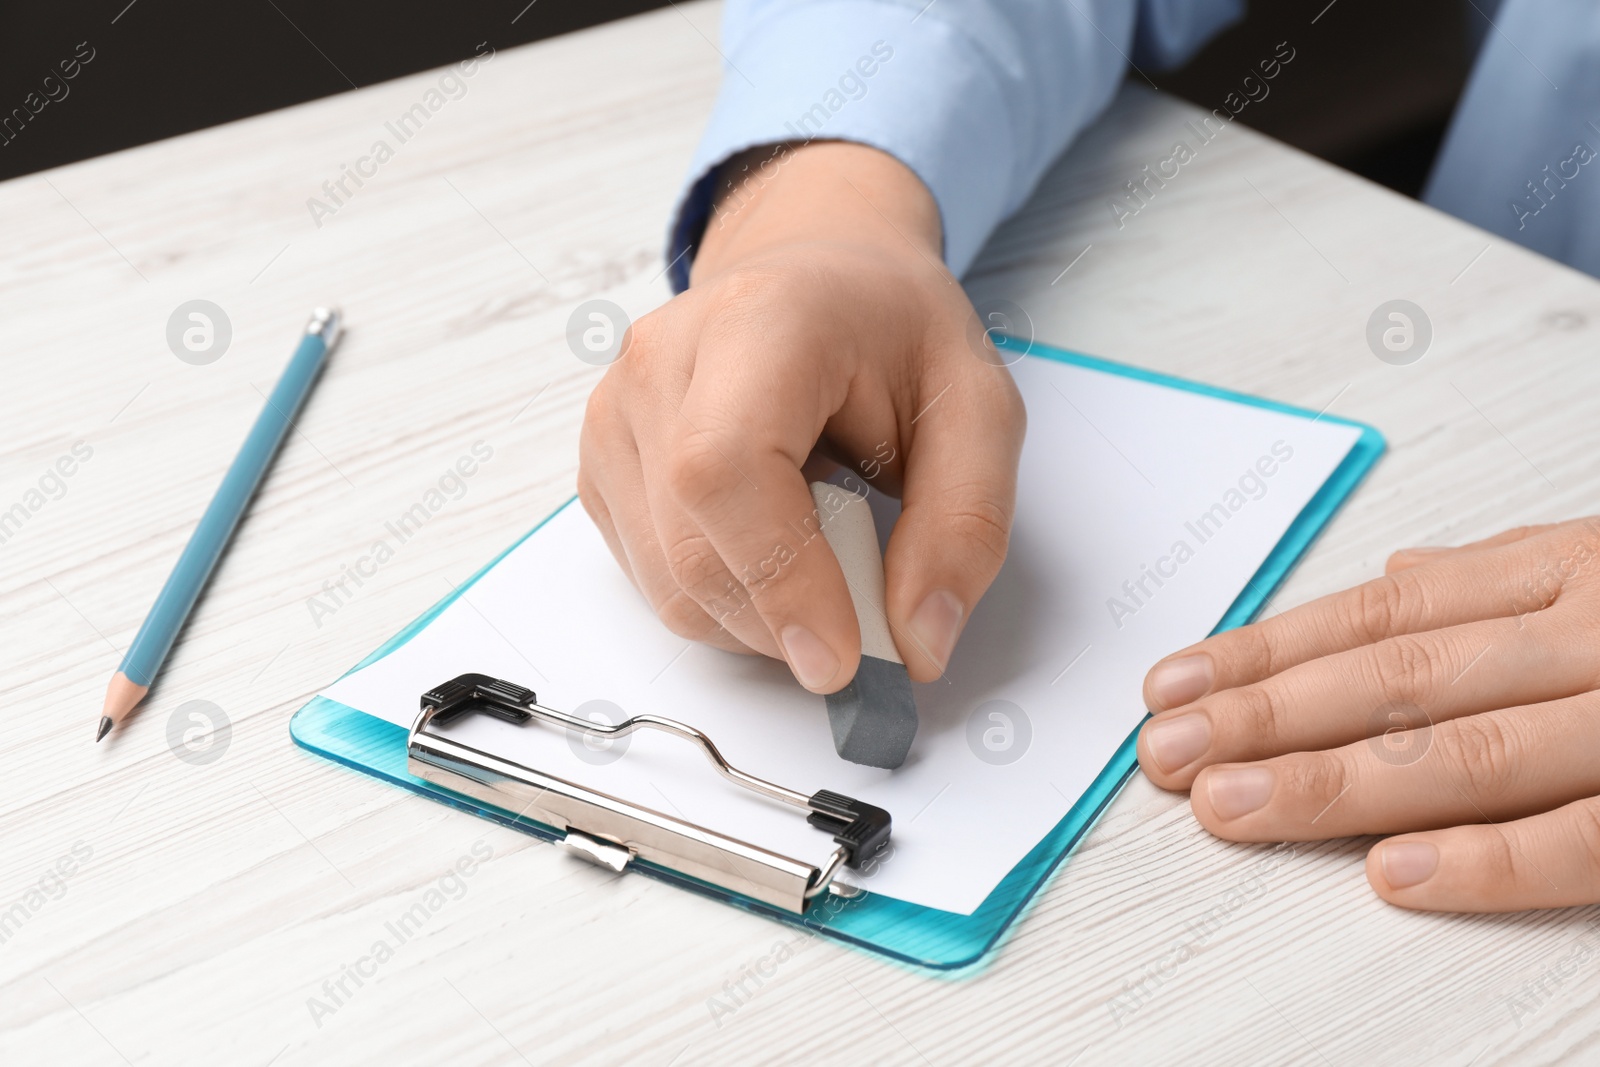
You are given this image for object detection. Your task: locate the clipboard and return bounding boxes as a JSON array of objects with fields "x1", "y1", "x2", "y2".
[{"x1": 291, "y1": 337, "x2": 1385, "y2": 971}]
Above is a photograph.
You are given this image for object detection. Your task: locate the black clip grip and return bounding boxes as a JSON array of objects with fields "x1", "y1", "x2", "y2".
[
  {"x1": 807, "y1": 789, "x2": 892, "y2": 869},
  {"x1": 424, "y1": 673, "x2": 536, "y2": 728}
]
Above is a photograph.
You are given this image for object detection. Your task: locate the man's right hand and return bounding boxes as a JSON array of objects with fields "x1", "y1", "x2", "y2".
[{"x1": 577, "y1": 141, "x2": 1025, "y2": 694}]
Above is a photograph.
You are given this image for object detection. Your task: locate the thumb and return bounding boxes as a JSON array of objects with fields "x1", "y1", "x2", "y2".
[{"x1": 884, "y1": 361, "x2": 1025, "y2": 681}]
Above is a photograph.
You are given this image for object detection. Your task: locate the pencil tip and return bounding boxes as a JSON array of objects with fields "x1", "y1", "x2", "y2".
[{"x1": 96, "y1": 716, "x2": 113, "y2": 742}]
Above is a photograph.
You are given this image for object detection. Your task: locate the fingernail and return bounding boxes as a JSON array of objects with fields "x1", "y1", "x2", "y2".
[
  {"x1": 781, "y1": 624, "x2": 841, "y2": 691},
  {"x1": 1379, "y1": 841, "x2": 1439, "y2": 889},
  {"x1": 1144, "y1": 713, "x2": 1211, "y2": 773},
  {"x1": 1148, "y1": 654, "x2": 1214, "y2": 710},
  {"x1": 1205, "y1": 766, "x2": 1274, "y2": 820},
  {"x1": 907, "y1": 589, "x2": 964, "y2": 674}
]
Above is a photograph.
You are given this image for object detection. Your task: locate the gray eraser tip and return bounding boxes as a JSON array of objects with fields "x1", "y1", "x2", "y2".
[
  {"x1": 825, "y1": 654, "x2": 918, "y2": 769},
  {"x1": 807, "y1": 480, "x2": 918, "y2": 769}
]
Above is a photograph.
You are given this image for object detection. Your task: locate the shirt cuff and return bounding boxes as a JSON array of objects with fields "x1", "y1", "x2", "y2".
[{"x1": 666, "y1": 2, "x2": 1015, "y2": 292}]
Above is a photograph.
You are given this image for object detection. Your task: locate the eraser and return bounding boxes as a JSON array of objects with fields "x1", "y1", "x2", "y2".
[{"x1": 810, "y1": 481, "x2": 918, "y2": 769}]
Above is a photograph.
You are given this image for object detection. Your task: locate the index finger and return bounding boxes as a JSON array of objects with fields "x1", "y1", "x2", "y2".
[
  {"x1": 1143, "y1": 542, "x2": 1547, "y2": 711},
  {"x1": 664, "y1": 339, "x2": 867, "y2": 694}
]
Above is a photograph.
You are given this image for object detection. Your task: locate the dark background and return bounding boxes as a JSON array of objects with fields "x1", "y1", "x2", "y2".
[
  {"x1": 0, "y1": 0, "x2": 669, "y2": 181},
  {"x1": 1, "y1": 0, "x2": 1476, "y2": 198},
  {"x1": 1153, "y1": 0, "x2": 1476, "y2": 199}
]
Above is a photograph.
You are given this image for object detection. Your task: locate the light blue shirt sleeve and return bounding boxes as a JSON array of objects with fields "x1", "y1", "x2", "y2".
[
  {"x1": 1424, "y1": 0, "x2": 1600, "y2": 278},
  {"x1": 667, "y1": 0, "x2": 1243, "y2": 291}
]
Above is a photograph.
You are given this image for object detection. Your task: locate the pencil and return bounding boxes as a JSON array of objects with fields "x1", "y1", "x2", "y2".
[{"x1": 98, "y1": 307, "x2": 343, "y2": 741}]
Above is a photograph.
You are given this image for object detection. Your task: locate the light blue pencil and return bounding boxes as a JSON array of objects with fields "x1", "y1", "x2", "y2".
[{"x1": 98, "y1": 308, "x2": 343, "y2": 741}]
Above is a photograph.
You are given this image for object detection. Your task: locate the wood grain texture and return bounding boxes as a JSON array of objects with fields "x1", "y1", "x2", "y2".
[{"x1": 3, "y1": 4, "x2": 1599, "y2": 1064}]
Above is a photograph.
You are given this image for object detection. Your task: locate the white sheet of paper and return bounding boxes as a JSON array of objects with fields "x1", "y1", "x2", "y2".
[{"x1": 321, "y1": 356, "x2": 1363, "y2": 915}]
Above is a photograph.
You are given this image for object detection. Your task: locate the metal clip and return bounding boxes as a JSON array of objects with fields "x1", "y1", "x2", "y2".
[
  {"x1": 406, "y1": 674, "x2": 892, "y2": 914},
  {"x1": 561, "y1": 830, "x2": 634, "y2": 873}
]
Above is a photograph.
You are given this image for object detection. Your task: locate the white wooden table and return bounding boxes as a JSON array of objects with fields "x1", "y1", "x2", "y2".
[{"x1": 4, "y1": 4, "x2": 1598, "y2": 1064}]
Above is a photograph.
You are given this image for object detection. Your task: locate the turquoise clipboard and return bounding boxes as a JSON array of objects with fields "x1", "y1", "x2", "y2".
[{"x1": 291, "y1": 338, "x2": 1385, "y2": 972}]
